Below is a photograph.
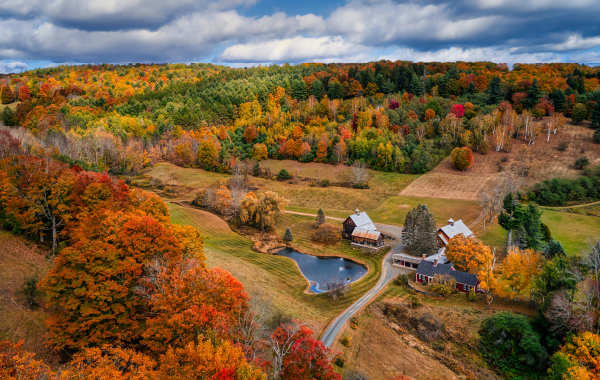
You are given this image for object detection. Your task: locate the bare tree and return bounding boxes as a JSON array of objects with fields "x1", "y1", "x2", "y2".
[
  {"x1": 350, "y1": 161, "x2": 370, "y2": 187},
  {"x1": 269, "y1": 323, "x2": 301, "y2": 380}
]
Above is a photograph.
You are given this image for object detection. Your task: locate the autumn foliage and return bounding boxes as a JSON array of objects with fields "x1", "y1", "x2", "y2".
[
  {"x1": 450, "y1": 146, "x2": 474, "y2": 171},
  {"x1": 445, "y1": 234, "x2": 495, "y2": 291}
]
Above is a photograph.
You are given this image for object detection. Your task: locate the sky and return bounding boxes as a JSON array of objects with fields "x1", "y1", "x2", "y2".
[{"x1": 1, "y1": 0, "x2": 600, "y2": 73}]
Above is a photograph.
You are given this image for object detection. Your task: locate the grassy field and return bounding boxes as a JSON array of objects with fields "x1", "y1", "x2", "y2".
[
  {"x1": 135, "y1": 162, "x2": 478, "y2": 226},
  {"x1": 168, "y1": 202, "x2": 385, "y2": 333},
  {"x1": 0, "y1": 230, "x2": 54, "y2": 361},
  {"x1": 541, "y1": 209, "x2": 600, "y2": 256},
  {"x1": 478, "y1": 223, "x2": 508, "y2": 255}
]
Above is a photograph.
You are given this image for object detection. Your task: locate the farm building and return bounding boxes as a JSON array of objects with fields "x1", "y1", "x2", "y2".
[
  {"x1": 415, "y1": 260, "x2": 481, "y2": 293},
  {"x1": 342, "y1": 209, "x2": 384, "y2": 248},
  {"x1": 437, "y1": 218, "x2": 473, "y2": 247},
  {"x1": 392, "y1": 247, "x2": 448, "y2": 270}
]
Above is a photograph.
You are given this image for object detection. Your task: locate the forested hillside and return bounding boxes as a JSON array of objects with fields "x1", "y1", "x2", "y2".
[{"x1": 1, "y1": 61, "x2": 599, "y2": 177}]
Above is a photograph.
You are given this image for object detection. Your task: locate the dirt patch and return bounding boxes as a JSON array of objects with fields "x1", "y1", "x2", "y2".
[{"x1": 401, "y1": 124, "x2": 600, "y2": 201}]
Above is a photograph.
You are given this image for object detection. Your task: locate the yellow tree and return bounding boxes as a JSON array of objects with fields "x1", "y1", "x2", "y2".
[
  {"x1": 498, "y1": 248, "x2": 543, "y2": 300},
  {"x1": 446, "y1": 234, "x2": 493, "y2": 274}
]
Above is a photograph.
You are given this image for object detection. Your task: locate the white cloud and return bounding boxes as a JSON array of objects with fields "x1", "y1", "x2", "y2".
[
  {"x1": 0, "y1": 60, "x2": 30, "y2": 73},
  {"x1": 221, "y1": 36, "x2": 369, "y2": 62},
  {"x1": 546, "y1": 34, "x2": 600, "y2": 51},
  {"x1": 327, "y1": 1, "x2": 504, "y2": 45},
  {"x1": 379, "y1": 46, "x2": 558, "y2": 64}
]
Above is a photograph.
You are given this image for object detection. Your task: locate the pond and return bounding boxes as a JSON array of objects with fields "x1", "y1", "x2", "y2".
[{"x1": 277, "y1": 247, "x2": 368, "y2": 294}]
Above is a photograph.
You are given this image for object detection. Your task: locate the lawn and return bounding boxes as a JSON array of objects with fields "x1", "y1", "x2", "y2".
[
  {"x1": 478, "y1": 223, "x2": 508, "y2": 255},
  {"x1": 167, "y1": 202, "x2": 385, "y2": 333},
  {"x1": 541, "y1": 209, "x2": 600, "y2": 256}
]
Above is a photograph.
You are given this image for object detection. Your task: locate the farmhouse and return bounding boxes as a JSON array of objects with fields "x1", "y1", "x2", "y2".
[
  {"x1": 415, "y1": 260, "x2": 481, "y2": 293},
  {"x1": 437, "y1": 218, "x2": 473, "y2": 247},
  {"x1": 342, "y1": 209, "x2": 384, "y2": 248}
]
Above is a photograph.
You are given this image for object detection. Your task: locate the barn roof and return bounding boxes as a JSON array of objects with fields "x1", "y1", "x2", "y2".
[
  {"x1": 425, "y1": 247, "x2": 449, "y2": 264},
  {"x1": 351, "y1": 227, "x2": 381, "y2": 240},
  {"x1": 439, "y1": 219, "x2": 473, "y2": 240},
  {"x1": 416, "y1": 260, "x2": 478, "y2": 286},
  {"x1": 348, "y1": 211, "x2": 377, "y2": 231}
]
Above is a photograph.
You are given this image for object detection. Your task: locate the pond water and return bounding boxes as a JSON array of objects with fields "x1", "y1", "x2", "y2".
[{"x1": 277, "y1": 247, "x2": 368, "y2": 294}]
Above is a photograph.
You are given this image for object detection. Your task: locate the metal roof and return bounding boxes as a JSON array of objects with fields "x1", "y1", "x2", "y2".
[
  {"x1": 416, "y1": 260, "x2": 479, "y2": 287},
  {"x1": 351, "y1": 227, "x2": 381, "y2": 240},
  {"x1": 348, "y1": 211, "x2": 377, "y2": 231},
  {"x1": 439, "y1": 219, "x2": 473, "y2": 240},
  {"x1": 392, "y1": 253, "x2": 422, "y2": 264},
  {"x1": 425, "y1": 247, "x2": 449, "y2": 264}
]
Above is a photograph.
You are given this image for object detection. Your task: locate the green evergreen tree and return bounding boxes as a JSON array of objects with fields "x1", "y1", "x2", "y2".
[
  {"x1": 291, "y1": 79, "x2": 307, "y2": 100},
  {"x1": 592, "y1": 95, "x2": 600, "y2": 129},
  {"x1": 524, "y1": 204, "x2": 543, "y2": 250},
  {"x1": 315, "y1": 208, "x2": 325, "y2": 227},
  {"x1": 408, "y1": 73, "x2": 424, "y2": 96},
  {"x1": 525, "y1": 79, "x2": 541, "y2": 109},
  {"x1": 327, "y1": 79, "x2": 344, "y2": 99},
  {"x1": 310, "y1": 79, "x2": 324, "y2": 99},
  {"x1": 402, "y1": 204, "x2": 438, "y2": 255},
  {"x1": 544, "y1": 240, "x2": 566, "y2": 259},
  {"x1": 486, "y1": 77, "x2": 503, "y2": 105},
  {"x1": 283, "y1": 227, "x2": 293, "y2": 243}
]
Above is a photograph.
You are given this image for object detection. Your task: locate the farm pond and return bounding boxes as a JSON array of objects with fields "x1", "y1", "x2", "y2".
[{"x1": 277, "y1": 247, "x2": 367, "y2": 293}]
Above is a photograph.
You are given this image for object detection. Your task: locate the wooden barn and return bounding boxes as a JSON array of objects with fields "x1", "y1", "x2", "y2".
[
  {"x1": 342, "y1": 209, "x2": 384, "y2": 248},
  {"x1": 437, "y1": 218, "x2": 473, "y2": 247}
]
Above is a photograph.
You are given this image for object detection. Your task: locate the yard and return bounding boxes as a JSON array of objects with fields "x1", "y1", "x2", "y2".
[{"x1": 167, "y1": 202, "x2": 386, "y2": 333}]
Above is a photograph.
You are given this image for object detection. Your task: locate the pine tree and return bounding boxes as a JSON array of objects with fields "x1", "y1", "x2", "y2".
[
  {"x1": 310, "y1": 79, "x2": 324, "y2": 99},
  {"x1": 486, "y1": 77, "x2": 503, "y2": 105},
  {"x1": 315, "y1": 208, "x2": 325, "y2": 228},
  {"x1": 525, "y1": 79, "x2": 541, "y2": 109},
  {"x1": 283, "y1": 227, "x2": 293, "y2": 243},
  {"x1": 592, "y1": 95, "x2": 600, "y2": 129},
  {"x1": 402, "y1": 204, "x2": 437, "y2": 255},
  {"x1": 408, "y1": 73, "x2": 424, "y2": 96},
  {"x1": 291, "y1": 79, "x2": 307, "y2": 100}
]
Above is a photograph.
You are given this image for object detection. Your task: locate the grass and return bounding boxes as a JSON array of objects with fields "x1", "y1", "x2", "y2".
[
  {"x1": 137, "y1": 162, "x2": 479, "y2": 228},
  {"x1": 478, "y1": 223, "x2": 508, "y2": 255},
  {"x1": 168, "y1": 202, "x2": 385, "y2": 333},
  {"x1": 369, "y1": 195, "x2": 480, "y2": 226},
  {"x1": 0, "y1": 230, "x2": 53, "y2": 361},
  {"x1": 541, "y1": 209, "x2": 600, "y2": 256}
]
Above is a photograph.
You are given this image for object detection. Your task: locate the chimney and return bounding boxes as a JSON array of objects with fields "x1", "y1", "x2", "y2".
[
  {"x1": 433, "y1": 259, "x2": 438, "y2": 267},
  {"x1": 355, "y1": 208, "x2": 360, "y2": 215},
  {"x1": 448, "y1": 218, "x2": 455, "y2": 226}
]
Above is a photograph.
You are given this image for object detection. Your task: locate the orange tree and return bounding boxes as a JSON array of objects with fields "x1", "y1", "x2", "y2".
[
  {"x1": 548, "y1": 332, "x2": 600, "y2": 379},
  {"x1": 450, "y1": 146, "x2": 474, "y2": 171}
]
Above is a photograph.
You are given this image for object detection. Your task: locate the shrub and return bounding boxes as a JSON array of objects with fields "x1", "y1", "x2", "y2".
[
  {"x1": 394, "y1": 274, "x2": 409, "y2": 287},
  {"x1": 312, "y1": 223, "x2": 340, "y2": 244},
  {"x1": 409, "y1": 294, "x2": 420, "y2": 309},
  {"x1": 340, "y1": 336, "x2": 351, "y2": 347},
  {"x1": 277, "y1": 169, "x2": 292, "y2": 180},
  {"x1": 479, "y1": 312, "x2": 547, "y2": 375},
  {"x1": 23, "y1": 277, "x2": 39, "y2": 308},
  {"x1": 334, "y1": 357, "x2": 345, "y2": 368},
  {"x1": 594, "y1": 130, "x2": 600, "y2": 144},
  {"x1": 574, "y1": 157, "x2": 589, "y2": 170},
  {"x1": 466, "y1": 288, "x2": 477, "y2": 302},
  {"x1": 557, "y1": 141, "x2": 569, "y2": 151},
  {"x1": 572, "y1": 103, "x2": 587, "y2": 124},
  {"x1": 450, "y1": 146, "x2": 474, "y2": 171}
]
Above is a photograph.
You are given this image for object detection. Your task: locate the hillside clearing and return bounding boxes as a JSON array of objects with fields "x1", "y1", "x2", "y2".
[
  {"x1": 401, "y1": 124, "x2": 600, "y2": 201},
  {"x1": 0, "y1": 230, "x2": 53, "y2": 362}
]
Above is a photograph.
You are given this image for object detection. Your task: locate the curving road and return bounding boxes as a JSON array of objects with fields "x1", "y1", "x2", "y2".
[{"x1": 321, "y1": 249, "x2": 404, "y2": 347}]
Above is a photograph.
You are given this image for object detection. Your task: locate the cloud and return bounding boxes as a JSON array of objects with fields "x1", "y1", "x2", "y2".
[
  {"x1": 0, "y1": 60, "x2": 30, "y2": 73},
  {"x1": 1, "y1": 0, "x2": 600, "y2": 66},
  {"x1": 221, "y1": 36, "x2": 369, "y2": 62}
]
